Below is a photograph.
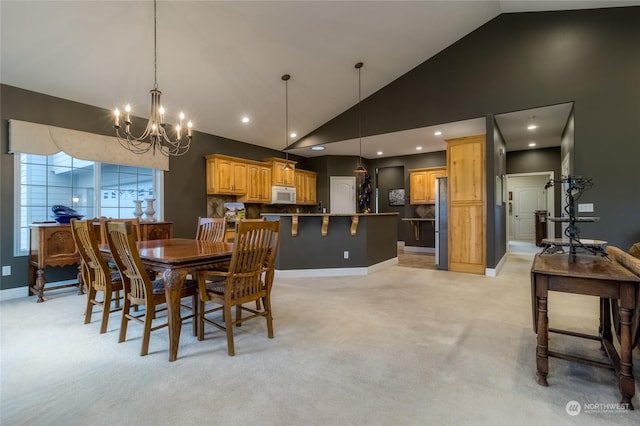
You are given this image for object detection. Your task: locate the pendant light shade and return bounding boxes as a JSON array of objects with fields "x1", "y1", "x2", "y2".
[
  {"x1": 282, "y1": 74, "x2": 293, "y2": 171},
  {"x1": 354, "y1": 62, "x2": 367, "y2": 174}
]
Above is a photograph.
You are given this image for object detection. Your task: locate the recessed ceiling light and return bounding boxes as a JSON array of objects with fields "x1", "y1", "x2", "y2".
[
  {"x1": 377, "y1": 151, "x2": 383, "y2": 155},
  {"x1": 290, "y1": 132, "x2": 297, "y2": 138},
  {"x1": 527, "y1": 124, "x2": 538, "y2": 130},
  {"x1": 434, "y1": 131, "x2": 442, "y2": 136},
  {"x1": 241, "y1": 116, "x2": 250, "y2": 124},
  {"x1": 311, "y1": 146, "x2": 325, "y2": 151},
  {"x1": 416, "y1": 146, "x2": 423, "y2": 151},
  {"x1": 528, "y1": 142, "x2": 537, "y2": 147}
]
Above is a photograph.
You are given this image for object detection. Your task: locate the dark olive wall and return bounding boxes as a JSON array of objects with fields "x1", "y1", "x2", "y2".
[
  {"x1": 0, "y1": 85, "x2": 297, "y2": 290},
  {"x1": 294, "y1": 7, "x2": 640, "y2": 251}
]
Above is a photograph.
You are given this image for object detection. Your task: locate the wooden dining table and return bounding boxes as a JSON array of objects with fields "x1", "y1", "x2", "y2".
[{"x1": 100, "y1": 238, "x2": 233, "y2": 361}]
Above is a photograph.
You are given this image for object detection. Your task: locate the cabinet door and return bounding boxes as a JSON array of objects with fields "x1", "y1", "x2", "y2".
[
  {"x1": 232, "y1": 162, "x2": 247, "y2": 193},
  {"x1": 216, "y1": 158, "x2": 235, "y2": 193},
  {"x1": 426, "y1": 169, "x2": 447, "y2": 203},
  {"x1": 258, "y1": 166, "x2": 271, "y2": 202},
  {"x1": 273, "y1": 162, "x2": 295, "y2": 187},
  {"x1": 410, "y1": 171, "x2": 428, "y2": 204},
  {"x1": 294, "y1": 172, "x2": 306, "y2": 202},
  {"x1": 241, "y1": 164, "x2": 271, "y2": 203},
  {"x1": 305, "y1": 173, "x2": 317, "y2": 205}
]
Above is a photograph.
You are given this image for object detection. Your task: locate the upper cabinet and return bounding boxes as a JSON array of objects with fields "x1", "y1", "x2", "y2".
[
  {"x1": 238, "y1": 162, "x2": 272, "y2": 203},
  {"x1": 206, "y1": 154, "x2": 247, "y2": 195},
  {"x1": 294, "y1": 169, "x2": 317, "y2": 205},
  {"x1": 409, "y1": 167, "x2": 447, "y2": 204},
  {"x1": 264, "y1": 157, "x2": 296, "y2": 187}
]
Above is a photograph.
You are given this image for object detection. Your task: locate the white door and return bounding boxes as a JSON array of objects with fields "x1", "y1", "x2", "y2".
[
  {"x1": 513, "y1": 186, "x2": 546, "y2": 241},
  {"x1": 330, "y1": 176, "x2": 356, "y2": 214}
]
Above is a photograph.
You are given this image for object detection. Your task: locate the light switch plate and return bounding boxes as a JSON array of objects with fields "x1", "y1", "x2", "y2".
[{"x1": 578, "y1": 203, "x2": 594, "y2": 213}]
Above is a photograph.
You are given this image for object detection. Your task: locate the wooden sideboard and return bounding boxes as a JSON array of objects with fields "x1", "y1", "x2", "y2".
[
  {"x1": 29, "y1": 223, "x2": 81, "y2": 302},
  {"x1": 28, "y1": 221, "x2": 173, "y2": 302}
]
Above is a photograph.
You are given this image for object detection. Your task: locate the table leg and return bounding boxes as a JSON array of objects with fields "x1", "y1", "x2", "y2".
[
  {"x1": 536, "y1": 295, "x2": 549, "y2": 386},
  {"x1": 600, "y1": 298, "x2": 613, "y2": 351},
  {"x1": 162, "y1": 268, "x2": 188, "y2": 362},
  {"x1": 35, "y1": 267, "x2": 45, "y2": 303},
  {"x1": 618, "y1": 303, "x2": 635, "y2": 409}
]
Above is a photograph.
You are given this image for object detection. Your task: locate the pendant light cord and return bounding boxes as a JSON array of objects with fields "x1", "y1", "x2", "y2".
[{"x1": 153, "y1": 0, "x2": 158, "y2": 89}]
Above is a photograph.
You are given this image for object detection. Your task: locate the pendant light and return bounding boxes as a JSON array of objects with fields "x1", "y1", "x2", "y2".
[
  {"x1": 354, "y1": 62, "x2": 367, "y2": 174},
  {"x1": 282, "y1": 74, "x2": 293, "y2": 171},
  {"x1": 113, "y1": 0, "x2": 192, "y2": 156}
]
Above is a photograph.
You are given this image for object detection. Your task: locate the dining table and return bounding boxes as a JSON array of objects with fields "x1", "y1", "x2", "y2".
[{"x1": 100, "y1": 238, "x2": 233, "y2": 361}]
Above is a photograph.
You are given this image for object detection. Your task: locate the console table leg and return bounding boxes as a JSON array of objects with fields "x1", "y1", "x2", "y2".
[
  {"x1": 599, "y1": 298, "x2": 613, "y2": 351},
  {"x1": 536, "y1": 296, "x2": 549, "y2": 386},
  {"x1": 618, "y1": 305, "x2": 635, "y2": 409},
  {"x1": 35, "y1": 268, "x2": 45, "y2": 303}
]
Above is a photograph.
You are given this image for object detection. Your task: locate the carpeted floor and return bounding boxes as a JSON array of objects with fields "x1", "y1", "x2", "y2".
[{"x1": 1, "y1": 253, "x2": 638, "y2": 426}]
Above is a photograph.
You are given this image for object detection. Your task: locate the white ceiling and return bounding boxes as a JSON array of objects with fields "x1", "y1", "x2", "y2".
[{"x1": 1, "y1": 1, "x2": 637, "y2": 159}]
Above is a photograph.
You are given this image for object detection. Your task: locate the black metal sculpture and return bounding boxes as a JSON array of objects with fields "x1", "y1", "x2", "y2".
[{"x1": 358, "y1": 173, "x2": 372, "y2": 213}]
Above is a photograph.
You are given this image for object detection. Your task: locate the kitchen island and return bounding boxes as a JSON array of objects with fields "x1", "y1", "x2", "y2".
[{"x1": 261, "y1": 213, "x2": 398, "y2": 277}]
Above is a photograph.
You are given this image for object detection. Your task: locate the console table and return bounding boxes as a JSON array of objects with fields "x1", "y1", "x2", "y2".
[
  {"x1": 531, "y1": 253, "x2": 640, "y2": 408},
  {"x1": 29, "y1": 223, "x2": 82, "y2": 302}
]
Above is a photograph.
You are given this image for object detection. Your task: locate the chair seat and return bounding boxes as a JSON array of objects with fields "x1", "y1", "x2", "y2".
[
  {"x1": 152, "y1": 278, "x2": 197, "y2": 295},
  {"x1": 202, "y1": 277, "x2": 227, "y2": 295}
]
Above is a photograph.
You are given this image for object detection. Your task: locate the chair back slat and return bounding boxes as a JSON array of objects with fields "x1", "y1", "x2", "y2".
[
  {"x1": 105, "y1": 221, "x2": 152, "y2": 306},
  {"x1": 196, "y1": 217, "x2": 226, "y2": 242},
  {"x1": 71, "y1": 218, "x2": 112, "y2": 291}
]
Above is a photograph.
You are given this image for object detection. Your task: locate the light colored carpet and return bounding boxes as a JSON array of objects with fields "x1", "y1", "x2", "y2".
[{"x1": 1, "y1": 253, "x2": 638, "y2": 426}]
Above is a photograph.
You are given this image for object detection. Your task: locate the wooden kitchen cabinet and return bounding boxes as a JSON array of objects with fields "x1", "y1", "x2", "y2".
[
  {"x1": 239, "y1": 163, "x2": 272, "y2": 203},
  {"x1": 206, "y1": 154, "x2": 247, "y2": 195},
  {"x1": 294, "y1": 169, "x2": 317, "y2": 205},
  {"x1": 446, "y1": 135, "x2": 485, "y2": 274},
  {"x1": 409, "y1": 167, "x2": 446, "y2": 204},
  {"x1": 265, "y1": 157, "x2": 296, "y2": 187}
]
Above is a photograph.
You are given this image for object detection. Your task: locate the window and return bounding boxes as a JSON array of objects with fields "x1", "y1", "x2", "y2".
[{"x1": 15, "y1": 152, "x2": 161, "y2": 255}]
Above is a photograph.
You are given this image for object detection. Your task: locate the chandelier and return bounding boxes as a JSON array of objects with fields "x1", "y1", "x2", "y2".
[
  {"x1": 282, "y1": 74, "x2": 293, "y2": 171},
  {"x1": 113, "y1": 0, "x2": 192, "y2": 157},
  {"x1": 354, "y1": 62, "x2": 367, "y2": 174}
]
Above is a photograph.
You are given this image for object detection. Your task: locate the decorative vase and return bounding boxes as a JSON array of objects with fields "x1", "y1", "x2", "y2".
[
  {"x1": 133, "y1": 200, "x2": 144, "y2": 220},
  {"x1": 144, "y1": 198, "x2": 156, "y2": 222}
]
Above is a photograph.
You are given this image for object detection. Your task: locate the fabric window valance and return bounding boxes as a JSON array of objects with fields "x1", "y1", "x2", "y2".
[{"x1": 8, "y1": 119, "x2": 169, "y2": 171}]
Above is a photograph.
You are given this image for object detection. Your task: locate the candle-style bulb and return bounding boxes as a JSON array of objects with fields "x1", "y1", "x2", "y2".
[{"x1": 187, "y1": 121, "x2": 193, "y2": 137}]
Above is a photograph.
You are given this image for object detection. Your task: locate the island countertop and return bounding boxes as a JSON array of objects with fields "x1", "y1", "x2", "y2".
[{"x1": 261, "y1": 213, "x2": 399, "y2": 217}]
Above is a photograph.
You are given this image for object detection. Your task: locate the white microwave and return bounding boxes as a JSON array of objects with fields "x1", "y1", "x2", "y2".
[{"x1": 271, "y1": 186, "x2": 296, "y2": 204}]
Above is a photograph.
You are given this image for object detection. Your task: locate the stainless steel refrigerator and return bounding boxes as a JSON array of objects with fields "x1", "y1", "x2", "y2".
[{"x1": 435, "y1": 176, "x2": 448, "y2": 270}]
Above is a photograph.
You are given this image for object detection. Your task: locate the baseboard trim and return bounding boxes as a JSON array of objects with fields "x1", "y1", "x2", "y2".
[
  {"x1": 485, "y1": 253, "x2": 507, "y2": 277},
  {"x1": 0, "y1": 279, "x2": 78, "y2": 301}
]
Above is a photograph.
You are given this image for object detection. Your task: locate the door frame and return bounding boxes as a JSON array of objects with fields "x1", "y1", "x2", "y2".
[{"x1": 505, "y1": 171, "x2": 554, "y2": 252}]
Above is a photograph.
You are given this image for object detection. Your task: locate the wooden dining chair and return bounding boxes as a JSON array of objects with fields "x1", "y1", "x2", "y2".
[
  {"x1": 105, "y1": 221, "x2": 198, "y2": 356},
  {"x1": 99, "y1": 217, "x2": 141, "y2": 245},
  {"x1": 196, "y1": 219, "x2": 280, "y2": 356},
  {"x1": 70, "y1": 218, "x2": 124, "y2": 334},
  {"x1": 195, "y1": 217, "x2": 226, "y2": 242}
]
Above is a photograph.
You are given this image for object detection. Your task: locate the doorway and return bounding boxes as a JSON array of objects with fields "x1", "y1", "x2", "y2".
[
  {"x1": 329, "y1": 176, "x2": 356, "y2": 214},
  {"x1": 505, "y1": 172, "x2": 554, "y2": 252}
]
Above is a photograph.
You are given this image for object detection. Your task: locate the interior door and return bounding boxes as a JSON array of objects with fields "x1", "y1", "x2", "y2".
[
  {"x1": 330, "y1": 176, "x2": 356, "y2": 214},
  {"x1": 513, "y1": 186, "x2": 546, "y2": 241}
]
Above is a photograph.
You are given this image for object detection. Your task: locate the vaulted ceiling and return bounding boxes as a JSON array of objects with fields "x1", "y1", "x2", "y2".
[{"x1": 2, "y1": 1, "x2": 637, "y2": 158}]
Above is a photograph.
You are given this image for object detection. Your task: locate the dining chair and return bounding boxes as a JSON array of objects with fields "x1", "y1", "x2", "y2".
[
  {"x1": 99, "y1": 217, "x2": 141, "y2": 245},
  {"x1": 195, "y1": 217, "x2": 226, "y2": 242},
  {"x1": 105, "y1": 220, "x2": 198, "y2": 356},
  {"x1": 196, "y1": 219, "x2": 280, "y2": 356},
  {"x1": 70, "y1": 218, "x2": 124, "y2": 334}
]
